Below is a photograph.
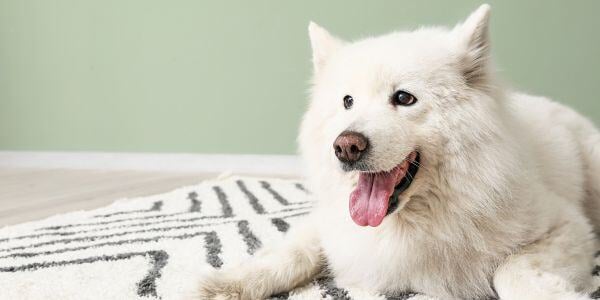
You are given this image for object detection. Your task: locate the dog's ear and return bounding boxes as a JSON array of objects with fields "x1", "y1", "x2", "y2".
[
  {"x1": 308, "y1": 22, "x2": 344, "y2": 73},
  {"x1": 453, "y1": 4, "x2": 492, "y2": 90}
]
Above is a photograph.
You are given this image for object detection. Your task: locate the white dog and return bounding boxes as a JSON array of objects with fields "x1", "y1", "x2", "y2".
[{"x1": 199, "y1": 4, "x2": 600, "y2": 299}]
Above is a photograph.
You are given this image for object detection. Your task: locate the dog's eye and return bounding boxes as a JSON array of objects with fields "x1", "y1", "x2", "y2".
[
  {"x1": 391, "y1": 91, "x2": 417, "y2": 106},
  {"x1": 343, "y1": 95, "x2": 354, "y2": 110}
]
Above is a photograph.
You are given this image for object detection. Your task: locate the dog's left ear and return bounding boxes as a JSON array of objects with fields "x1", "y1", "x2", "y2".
[
  {"x1": 308, "y1": 22, "x2": 344, "y2": 74},
  {"x1": 453, "y1": 4, "x2": 492, "y2": 90}
]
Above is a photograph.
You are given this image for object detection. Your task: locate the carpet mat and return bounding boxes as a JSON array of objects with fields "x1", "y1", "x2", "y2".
[{"x1": 0, "y1": 176, "x2": 598, "y2": 300}]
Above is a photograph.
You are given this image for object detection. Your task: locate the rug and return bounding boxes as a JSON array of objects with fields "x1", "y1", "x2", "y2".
[{"x1": 0, "y1": 176, "x2": 598, "y2": 300}]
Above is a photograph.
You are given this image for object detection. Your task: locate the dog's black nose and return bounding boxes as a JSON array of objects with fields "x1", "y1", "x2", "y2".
[{"x1": 333, "y1": 131, "x2": 369, "y2": 163}]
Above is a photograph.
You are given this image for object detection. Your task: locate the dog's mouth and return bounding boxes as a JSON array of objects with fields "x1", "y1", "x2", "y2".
[{"x1": 349, "y1": 151, "x2": 420, "y2": 227}]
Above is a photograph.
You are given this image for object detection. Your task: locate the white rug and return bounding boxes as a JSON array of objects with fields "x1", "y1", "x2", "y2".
[{"x1": 0, "y1": 176, "x2": 599, "y2": 300}]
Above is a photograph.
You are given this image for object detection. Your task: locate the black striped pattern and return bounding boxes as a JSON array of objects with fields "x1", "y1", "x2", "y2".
[{"x1": 0, "y1": 178, "x2": 318, "y2": 299}]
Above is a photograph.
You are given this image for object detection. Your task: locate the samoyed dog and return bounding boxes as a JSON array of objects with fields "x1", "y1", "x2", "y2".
[{"x1": 199, "y1": 4, "x2": 600, "y2": 299}]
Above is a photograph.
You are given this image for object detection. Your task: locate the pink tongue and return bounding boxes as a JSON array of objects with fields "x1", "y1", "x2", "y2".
[{"x1": 349, "y1": 164, "x2": 409, "y2": 227}]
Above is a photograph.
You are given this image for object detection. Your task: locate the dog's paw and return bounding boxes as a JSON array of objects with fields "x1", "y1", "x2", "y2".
[{"x1": 197, "y1": 271, "x2": 243, "y2": 300}]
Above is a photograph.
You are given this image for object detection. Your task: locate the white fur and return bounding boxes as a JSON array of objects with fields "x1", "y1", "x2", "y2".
[{"x1": 198, "y1": 4, "x2": 600, "y2": 299}]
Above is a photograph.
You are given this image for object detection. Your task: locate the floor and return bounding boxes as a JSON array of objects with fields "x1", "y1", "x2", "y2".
[{"x1": 0, "y1": 168, "x2": 218, "y2": 227}]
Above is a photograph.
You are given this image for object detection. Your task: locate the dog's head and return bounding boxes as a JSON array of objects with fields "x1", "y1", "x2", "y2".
[{"x1": 300, "y1": 5, "x2": 504, "y2": 227}]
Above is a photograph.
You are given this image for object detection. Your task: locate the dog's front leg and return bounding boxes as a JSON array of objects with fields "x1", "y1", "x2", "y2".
[
  {"x1": 197, "y1": 220, "x2": 322, "y2": 300},
  {"x1": 493, "y1": 212, "x2": 595, "y2": 300}
]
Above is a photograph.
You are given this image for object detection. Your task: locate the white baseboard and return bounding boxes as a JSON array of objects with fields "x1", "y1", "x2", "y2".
[{"x1": 0, "y1": 151, "x2": 302, "y2": 177}]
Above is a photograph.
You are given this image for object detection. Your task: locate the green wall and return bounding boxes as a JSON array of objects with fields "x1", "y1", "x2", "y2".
[{"x1": 1, "y1": 0, "x2": 599, "y2": 154}]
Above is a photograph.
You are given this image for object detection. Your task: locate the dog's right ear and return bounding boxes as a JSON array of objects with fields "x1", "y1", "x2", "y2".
[
  {"x1": 452, "y1": 4, "x2": 493, "y2": 91},
  {"x1": 308, "y1": 22, "x2": 344, "y2": 74}
]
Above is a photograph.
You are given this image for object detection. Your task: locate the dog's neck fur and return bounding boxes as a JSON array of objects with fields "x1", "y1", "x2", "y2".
[{"x1": 396, "y1": 88, "x2": 531, "y2": 239}]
